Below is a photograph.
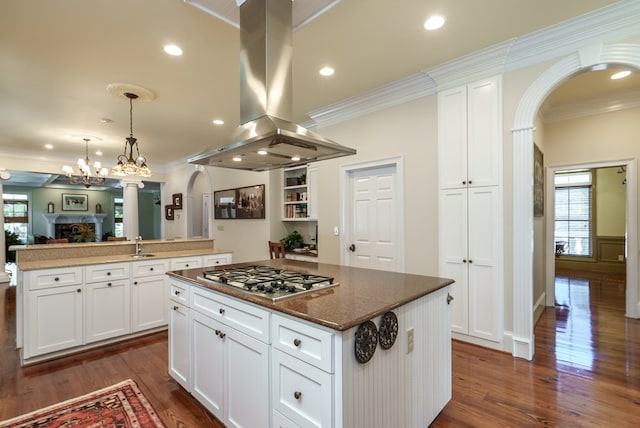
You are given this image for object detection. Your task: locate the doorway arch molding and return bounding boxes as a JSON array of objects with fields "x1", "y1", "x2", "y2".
[
  {"x1": 185, "y1": 165, "x2": 213, "y2": 239},
  {"x1": 511, "y1": 42, "x2": 640, "y2": 360}
]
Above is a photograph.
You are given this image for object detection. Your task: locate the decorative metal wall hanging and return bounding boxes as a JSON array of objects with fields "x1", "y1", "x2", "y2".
[
  {"x1": 378, "y1": 311, "x2": 399, "y2": 350},
  {"x1": 354, "y1": 320, "x2": 378, "y2": 364}
]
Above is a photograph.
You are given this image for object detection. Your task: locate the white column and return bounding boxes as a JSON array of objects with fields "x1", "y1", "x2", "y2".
[
  {"x1": 1, "y1": 169, "x2": 11, "y2": 284},
  {"x1": 121, "y1": 179, "x2": 144, "y2": 240},
  {"x1": 512, "y1": 126, "x2": 535, "y2": 360}
]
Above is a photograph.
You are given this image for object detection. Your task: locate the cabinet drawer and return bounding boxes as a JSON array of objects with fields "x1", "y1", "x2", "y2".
[
  {"x1": 132, "y1": 259, "x2": 169, "y2": 277},
  {"x1": 170, "y1": 257, "x2": 202, "y2": 270},
  {"x1": 202, "y1": 253, "x2": 232, "y2": 268},
  {"x1": 272, "y1": 349, "x2": 333, "y2": 428},
  {"x1": 28, "y1": 266, "x2": 83, "y2": 290},
  {"x1": 190, "y1": 286, "x2": 269, "y2": 343},
  {"x1": 169, "y1": 280, "x2": 189, "y2": 305},
  {"x1": 273, "y1": 410, "x2": 299, "y2": 428},
  {"x1": 272, "y1": 313, "x2": 334, "y2": 372},
  {"x1": 85, "y1": 263, "x2": 130, "y2": 283}
]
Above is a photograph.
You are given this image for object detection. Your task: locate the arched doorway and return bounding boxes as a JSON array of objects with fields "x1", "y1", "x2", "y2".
[
  {"x1": 512, "y1": 43, "x2": 640, "y2": 360},
  {"x1": 186, "y1": 167, "x2": 213, "y2": 239}
]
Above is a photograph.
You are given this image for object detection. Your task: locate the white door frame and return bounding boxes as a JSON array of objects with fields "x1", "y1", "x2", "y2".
[
  {"x1": 340, "y1": 155, "x2": 405, "y2": 272},
  {"x1": 545, "y1": 159, "x2": 636, "y2": 314},
  {"x1": 512, "y1": 42, "x2": 640, "y2": 360}
]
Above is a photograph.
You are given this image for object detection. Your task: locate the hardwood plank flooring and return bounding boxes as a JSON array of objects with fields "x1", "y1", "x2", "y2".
[{"x1": 1, "y1": 269, "x2": 639, "y2": 427}]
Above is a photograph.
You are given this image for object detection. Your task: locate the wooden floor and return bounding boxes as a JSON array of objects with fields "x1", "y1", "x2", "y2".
[{"x1": 1, "y1": 269, "x2": 639, "y2": 427}]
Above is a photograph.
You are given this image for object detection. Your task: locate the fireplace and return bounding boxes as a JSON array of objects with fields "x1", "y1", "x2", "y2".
[{"x1": 42, "y1": 213, "x2": 107, "y2": 241}]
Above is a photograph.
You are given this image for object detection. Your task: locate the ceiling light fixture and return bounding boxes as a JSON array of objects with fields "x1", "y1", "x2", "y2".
[
  {"x1": 319, "y1": 66, "x2": 335, "y2": 76},
  {"x1": 111, "y1": 92, "x2": 152, "y2": 177},
  {"x1": 212, "y1": 119, "x2": 225, "y2": 125},
  {"x1": 424, "y1": 15, "x2": 445, "y2": 30},
  {"x1": 611, "y1": 70, "x2": 631, "y2": 80},
  {"x1": 62, "y1": 138, "x2": 108, "y2": 188},
  {"x1": 163, "y1": 44, "x2": 183, "y2": 56}
]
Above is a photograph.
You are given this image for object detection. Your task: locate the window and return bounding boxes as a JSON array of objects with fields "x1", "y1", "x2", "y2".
[
  {"x1": 114, "y1": 197, "x2": 124, "y2": 237},
  {"x1": 3, "y1": 193, "x2": 29, "y2": 243},
  {"x1": 554, "y1": 171, "x2": 593, "y2": 257}
]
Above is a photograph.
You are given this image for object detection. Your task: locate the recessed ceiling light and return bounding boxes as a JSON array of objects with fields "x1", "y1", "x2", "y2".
[
  {"x1": 424, "y1": 15, "x2": 445, "y2": 31},
  {"x1": 44, "y1": 144, "x2": 53, "y2": 149},
  {"x1": 257, "y1": 149, "x2": 268, "y2": 155},
  {"x1": 212, "y1": 119, "x2": 225, "y2": 125},
  {"x1": 95, "y1": 150, "x2": 103, "y2": 156},
  {"x1": 319, "y1": 66, "x2": 335, "y2": 77},
  {"x1": 100, "y1": 118, "x2": 112, "y2": 123},
  {"x1": 163, "y1": 44, "x2": 183, "y2": 56},
  {"x1": 611, "y1": 70, "x2": 632, "y2": 80},
  {"x1": 291, "y1": 156, "x2": 300, "y2": 161},
  {"x1": 232, "y1": 156, "x2": 242, "y2": 162}
]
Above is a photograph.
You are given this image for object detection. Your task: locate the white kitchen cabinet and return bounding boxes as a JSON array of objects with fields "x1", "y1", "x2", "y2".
[
  {"x1": 132, "y1": 259, "x2": 169, "y2": 332},
  {"x1": 438, "y1": 75, "x2": 503, "y2": 348},
  {"x1": 169, "y1": 279, "x2": 190, "y2": 391},
  {"x1": 202, "y1": 253, "x2": 232, "y2": 268},
  {"x1": 190, "y1": 288, "x2": 270, "y2": 428},
  {"x1": 25, "y1": 283, "x2": 83, "y2": 358},
  {"x1": 85, "y1": 279, "x2": 131, "y2": 343},
  {"x1": 438, "y1": 76, "x2": 501, "y2": 190}
]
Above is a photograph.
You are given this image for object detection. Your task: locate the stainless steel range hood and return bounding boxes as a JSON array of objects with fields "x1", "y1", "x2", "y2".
[{"x1": 189, "y1": 0, "x2": 356, "y2": 171}]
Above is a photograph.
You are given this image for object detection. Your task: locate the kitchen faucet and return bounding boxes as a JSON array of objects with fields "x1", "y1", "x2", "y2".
[{"x1": 135, "y1": 236, "x2": 143, "y2": 255}]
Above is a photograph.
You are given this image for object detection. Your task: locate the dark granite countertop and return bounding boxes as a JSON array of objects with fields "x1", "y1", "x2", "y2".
[{"x1": 166, "y1": 259, "x2": 454, "y2": 331}]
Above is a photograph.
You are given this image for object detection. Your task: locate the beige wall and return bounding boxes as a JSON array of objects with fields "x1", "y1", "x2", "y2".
[{"x1": 596, "y1": 166, "x2": 626, "y2": 237}]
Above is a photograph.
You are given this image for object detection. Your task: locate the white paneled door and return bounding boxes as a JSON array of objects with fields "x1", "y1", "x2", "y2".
[{"x1": 345, "y1": 164, "x2": 399, "y2": 271}]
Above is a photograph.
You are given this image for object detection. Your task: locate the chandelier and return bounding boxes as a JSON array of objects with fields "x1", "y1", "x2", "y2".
[
  {"x1": 62, "y1": 138, "x2": 108, "y2": 188},
  {"x1": 111, "y1": 92, "x2": 152, "y2": 177}
]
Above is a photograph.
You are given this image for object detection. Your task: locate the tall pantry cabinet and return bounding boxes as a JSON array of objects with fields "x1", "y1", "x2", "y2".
[{"x1": 438, "y1": 76, "x2": 504, "y2": 347}]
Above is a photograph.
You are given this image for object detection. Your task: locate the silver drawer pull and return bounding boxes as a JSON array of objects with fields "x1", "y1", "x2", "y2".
[
  {"x1": 107, "y1": 272, "x2": 111, "y2": 276},
  {"x1": 108, "y1": 282, "x2": 112, "y2": 286},
  {"x1": 293, "y1": 339, "x2": 301, "y2": 347},
  {"x1": 175, "y1": 290, "x2": 181, "y2": 295},
  {"x1": 150, "y1": 267, "x2": 154, "y2": 271},
  {"x1": 77, "y1": 288, "x2": 82, "y2": 293},
  {"x1": 173, "y1": 306, "x2": 179, "y2": 311},
  {"x1": 54, "y1": 277, "x2": 60, "y2": 282},
  {"x1": 294, "y1": 391, "x2": 302, "y2": 400},
  {"x1": 219, "y1": 308, "x2": 225, "y2": 315}
]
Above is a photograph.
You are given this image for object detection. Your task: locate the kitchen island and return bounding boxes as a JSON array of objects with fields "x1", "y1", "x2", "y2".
[{"x1": 167, "y1": 259, "x2": 454, "y2": 428}]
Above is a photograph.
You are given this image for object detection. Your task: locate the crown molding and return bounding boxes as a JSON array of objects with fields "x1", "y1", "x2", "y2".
[
  {"x1": 540, "y1": 87, "x2": 640, "y2": 123},
  {"x1": 307, "y1": 0, "x2": 640, "y2": 130},
  {"x1": 306, "y1": 73, "x2": 436, "y2": 129}
]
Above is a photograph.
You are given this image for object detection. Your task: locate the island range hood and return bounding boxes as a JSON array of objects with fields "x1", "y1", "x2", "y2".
[{"x1": 188, "y1": 0, "x2": 356, "y2": 171}]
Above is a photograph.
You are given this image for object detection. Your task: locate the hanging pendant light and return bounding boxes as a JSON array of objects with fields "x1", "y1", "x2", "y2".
[
  {"x1": 62, "y1": 138, "x2": 108, "y2": 188},
  {"x1": 111, "y1": 92, "x2": 152, "y2": 177}
]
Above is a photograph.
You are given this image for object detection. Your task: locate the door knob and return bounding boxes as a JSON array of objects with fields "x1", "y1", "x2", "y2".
[{"x1": 349, "y1": 244, "x2": 356, "y2": 252}]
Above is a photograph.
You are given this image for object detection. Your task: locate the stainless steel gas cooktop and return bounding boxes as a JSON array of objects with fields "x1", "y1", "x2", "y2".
[{"x1": 197, "y1": 265, "x2": 338, "y2": 302}]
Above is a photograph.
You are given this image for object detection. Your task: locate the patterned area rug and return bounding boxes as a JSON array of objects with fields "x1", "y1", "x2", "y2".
[{"x1": 0, "y1": 379, "x2": 165, "y2": 428}]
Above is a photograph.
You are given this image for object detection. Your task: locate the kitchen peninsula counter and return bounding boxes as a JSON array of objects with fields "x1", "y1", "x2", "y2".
[
  {"x1": 167, "y1": 258, "x2": 453, "y2": 331},
  {"x1": 11, "y1": 238, "x2": 229, "y2": 271}
]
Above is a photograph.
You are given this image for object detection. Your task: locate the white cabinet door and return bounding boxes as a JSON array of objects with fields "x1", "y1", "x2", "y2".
[
  {"x1": 169, "y1": 301, "x2": 190, "y2": 391},
  {"x1": 438, "y1": 85, "x2": 468, "y2": 189},
  {"x1": 468, "y1": 187, "x2": 502, "y2": 342},
  {"x1": 467, "y1": 77, "x2": 501, "y2": 188},
  {"x1": 26, "y1": 285, "x2": 83, "y2": 358},
  {"x1": 226, "y1": 325, "x2": 270, "y2": 428},
  {"x1": 439, "y1": 188, "x2": 469, "y2": 335},
  {"x1": 85, "y1": 280, "x2": 131, "y2": 343},
  {"x1": 132, "y1": 275, "x2": 167, "y2": 332},
  {"x1": 191, "y1": 310, "x2": 225, "y2": 420}
]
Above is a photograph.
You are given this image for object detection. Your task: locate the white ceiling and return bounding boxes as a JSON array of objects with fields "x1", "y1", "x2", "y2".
[{"x1": 1, "y1": 0, "x2": 638, "y2": 184}]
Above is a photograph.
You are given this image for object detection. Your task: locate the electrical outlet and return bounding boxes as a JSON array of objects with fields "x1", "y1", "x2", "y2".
[{"x1": 407, "y1": 327, "x2": 414, "y2": 354}]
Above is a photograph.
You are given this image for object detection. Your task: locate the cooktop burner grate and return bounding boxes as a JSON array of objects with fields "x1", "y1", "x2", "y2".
[{"x1": 197, "y1": 265, "x2": 338, "y2": 302}]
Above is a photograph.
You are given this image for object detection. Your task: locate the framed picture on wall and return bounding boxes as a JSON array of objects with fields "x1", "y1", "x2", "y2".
[
  {"x1": 62, "y1": 193, "x2": 88, "y2": 211},
  {"x1": 172, "y1": 193, "x2": 183, "y2": 209},
  {"x1": 236, "y1": 184, "x2": 265, "y2": 219},
  {"x1": 533, "y1": 143, "x2": 544, "y2": 217},
  {"x1": 165, "y1": 204, "x2": 174, "y2": 220},
  {"x1": 214, "y1": 189, "x2": 236, "y2": 219}
]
